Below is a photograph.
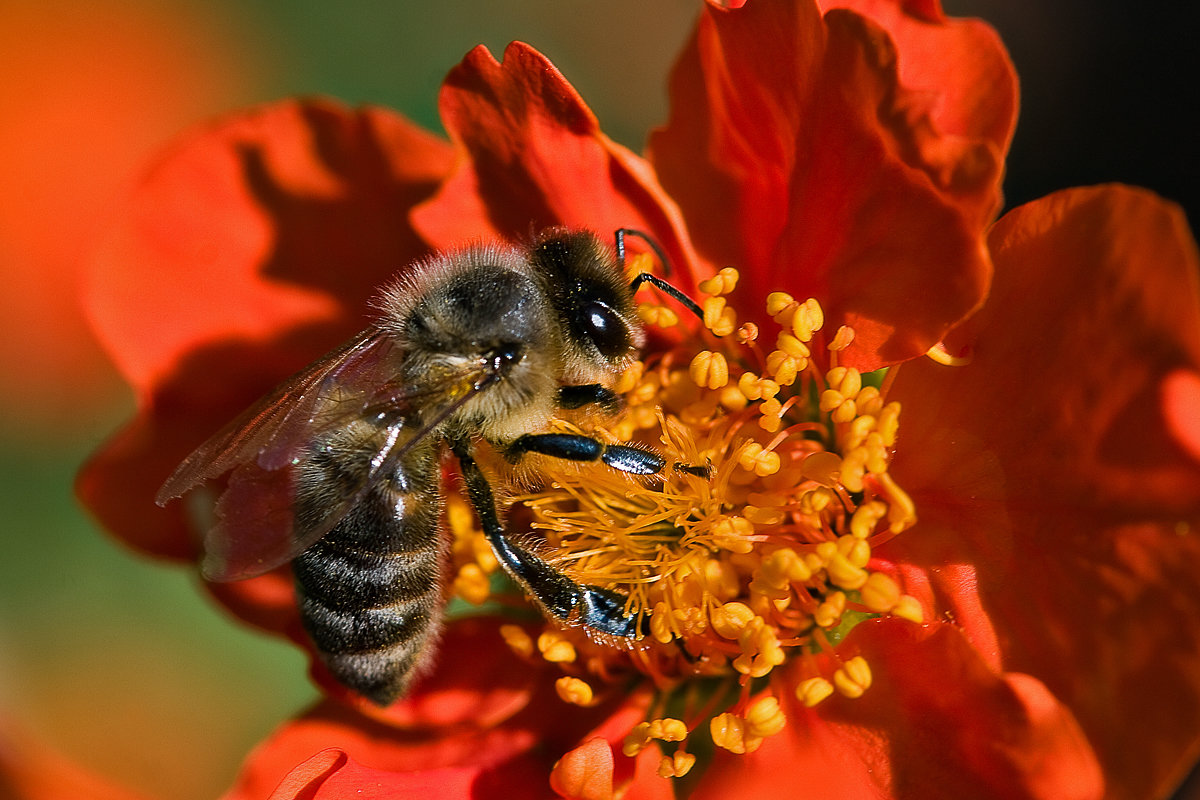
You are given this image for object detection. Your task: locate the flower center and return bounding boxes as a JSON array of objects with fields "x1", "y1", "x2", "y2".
[{"x1": 450, "y1": 263, "x2": 922, "y2": 776}]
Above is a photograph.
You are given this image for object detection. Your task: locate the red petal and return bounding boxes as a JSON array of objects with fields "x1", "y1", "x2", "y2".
[
  {"x1": 649, "y1": 0, "x2": 1015, "y2": 369},
  {"x1": 889, "y1": 186, "x2": 1200, "y2": 797},
  {"x1": 550, "y1": 738, "x2": 614, "y2": 800},
  {"x1": 691, "y1": 621, "x2": 1101, "y2": 800},
  {"x1": 223, "y1": 619, "x2": 637, "y2": 799},
  {"x1": 821, "y1": 0, "x2": 1017, "y2": 159},
  {"x1": 237, "y1": 748, "x2": 544, "y2": 800},
  {"x1": 413, "y1": 42, "x2": 707, "y2": 293},
  {"x1": 77, "y1": 99, "x2": 452, "y2": 562}
]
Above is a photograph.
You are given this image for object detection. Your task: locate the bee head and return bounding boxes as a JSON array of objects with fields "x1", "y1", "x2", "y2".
[{"x1": 528, "y1": 229, "x2": 644, "y2": 384}]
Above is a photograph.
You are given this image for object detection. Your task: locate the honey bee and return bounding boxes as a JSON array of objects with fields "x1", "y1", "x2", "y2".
[{"x1": 156, "y1": 228, "x2": 702, "y2": 705}]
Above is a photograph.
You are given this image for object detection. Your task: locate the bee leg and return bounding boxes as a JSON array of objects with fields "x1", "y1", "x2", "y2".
[
  {"x1": 507, "y1": 432, "x2": 666, "y2": 476},
  {"x1": 557, "y1": 384, "x2": 621, "y2": 413},
  {"x1": 452, "y1": 441, "x2": 642, "y2": 638}
]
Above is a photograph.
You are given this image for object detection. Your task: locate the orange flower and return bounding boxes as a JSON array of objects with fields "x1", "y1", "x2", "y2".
[
  {"x1": 0, "y1": 0, "x2": 254, "y2": 434},
  {"x1": 76, "y1": 1, "x2": 1200, "y2": 798}
]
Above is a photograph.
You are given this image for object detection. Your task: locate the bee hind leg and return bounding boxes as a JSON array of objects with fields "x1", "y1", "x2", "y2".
[{"x1": 452, "y1": 441, "x2": 644, "y2": 639}]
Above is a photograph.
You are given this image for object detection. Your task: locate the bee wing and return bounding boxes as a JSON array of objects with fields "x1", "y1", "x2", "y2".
[
  {"x1": 158, "y1": 328, "x2": 496, "y2": 582},
  {"x1": 156, "y1": 327, "x2": 399, "y2": 503},
  {"x1": 199, "y1": 416, "x2": 409, "y2": 581}
]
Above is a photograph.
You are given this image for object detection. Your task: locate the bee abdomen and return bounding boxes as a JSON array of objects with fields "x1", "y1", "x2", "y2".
[
  {"x1": 292, "y1": 543, "x2": 440, "y2": 611},
  {"x1": 292, "y1": 452, "x2": 444, "y2": 705}
]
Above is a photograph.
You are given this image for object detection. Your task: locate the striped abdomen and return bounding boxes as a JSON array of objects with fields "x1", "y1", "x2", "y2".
[{"x1": 292, "y1": 427, "x2": 444, "y2": 705}]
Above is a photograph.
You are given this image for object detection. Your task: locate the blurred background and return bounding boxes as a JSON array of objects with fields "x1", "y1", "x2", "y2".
[{"x1": 0, "y1": 1, "x2": 1193, "y2": 798}]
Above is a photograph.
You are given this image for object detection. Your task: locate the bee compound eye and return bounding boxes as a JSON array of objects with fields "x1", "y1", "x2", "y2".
[{"x1": 579, "y1": 301, "x2": 628, "y2": 359}]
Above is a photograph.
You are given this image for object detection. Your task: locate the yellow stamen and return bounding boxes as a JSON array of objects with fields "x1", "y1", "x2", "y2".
[
  {"x1": 537, "y1": 631, "x2": 577, "y2": 663},
  {"x1": 638, "y1": 303, "x2": 679, "y2": 328},
  {"x1": 926, "y1": 341, "x2": 972, "y2": 365},
  {"x1": 744, "y1": 695, "x2": 786, "y2": 738},
  {"x1": 658, "y1": 751, "x2": 696, "y2": 778},
  {"x1": 710, "y1": 712, "x2": 753, "y2": 754},
  {"x1": 860, "y1": 571, "x2": 902, "y2": 613},
  {"x1": 833, "y1": 656, "x2": 873, "y2": 698},
  {"x1": 689, "y1": 350, "x2": 729, "y2": 390},
  {"x1": 702, "y1": 296, "x2": 738, "y2": 336},
  {"x1": 892, "y1": 594, "x2": 925, "y2": 623},
  {"x1": 499, "y1": 624, "x2": 534, "y2": 658},
  {"x1": 766, "y1": 291, "x2": 797, "y2": 319},
  {"x1": 735, "y1": 322, "x2": 759, "y2": 343},
  {"x1": 828, "y1": 325, "x2": 855, "y2": 350},
  {"x1": 453, "y1": 563, "x2": 491, "y2": 605},
  {"x1": 796, "y1": 677, "x2": 835, "y2": 707},
  {"x1": 556, "y1": 676, "x2": 596, "y2": 706},
  {"x1": 698, "y1": 266, "x2": 739, "y2": 296},
  {"x1": 505, "y1": 290, "x2": 924, "y2": 771}
]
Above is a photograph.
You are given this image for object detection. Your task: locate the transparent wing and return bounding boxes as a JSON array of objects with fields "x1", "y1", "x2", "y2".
[
  {"x1": 156, "y1": 327, "x2": 494, "y2": 582},
  {"x1": 157, "y1": 328, "x2": 399, "y2": 503},
  {"x1": 200, "y1": 418, "x2": 411, "y2": 581}
]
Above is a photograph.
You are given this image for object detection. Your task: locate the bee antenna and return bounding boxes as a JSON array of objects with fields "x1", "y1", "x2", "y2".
[
  {"x1": 615, "y1": 228, "x2": 706, "y2": 324},
  {"x1": 614, "y1": 228, "x2": 672, "y2": 276}
]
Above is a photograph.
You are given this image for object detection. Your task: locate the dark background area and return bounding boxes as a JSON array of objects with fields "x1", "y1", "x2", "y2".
[{"x1": 946, "y1": 1, "x2": 1197, "y2": 226}]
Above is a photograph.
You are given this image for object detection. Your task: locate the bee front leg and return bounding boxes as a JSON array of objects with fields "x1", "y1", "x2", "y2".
[
  {"x1": 506, "y1": 432, "x2": 667, "y2": 476},
  {"x1": 451, "y1": 441, "x2": 642, "y2": 638}
]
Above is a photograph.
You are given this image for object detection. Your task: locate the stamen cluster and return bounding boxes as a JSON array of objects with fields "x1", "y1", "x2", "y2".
[{"x1": 451, "y1": 263, "x2": 922, "y2": 773}]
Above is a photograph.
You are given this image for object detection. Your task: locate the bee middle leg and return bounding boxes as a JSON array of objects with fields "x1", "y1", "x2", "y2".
[{"x1": 452, "y1": 441, "x2": 642, "y2": 638}]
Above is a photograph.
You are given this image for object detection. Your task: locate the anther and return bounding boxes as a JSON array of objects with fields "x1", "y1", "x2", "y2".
[
  {"x1": 499, "y1": 624, "x2": 534, "y2": 658},
  {"x1": 538, "y1": 631, "x2": 577, "y2": 663},
  {"x1": 702, "y1": 296, "x2": 737, "y2": 336},
  {"x1": 796, "y1": 676, "x2": 835, "y2": 707},
  {"x1": 699, "y1": 267, "x2": 739, "y2": 296},
  {"x1": 689, "y1": 350, "x2": 729, "y2": 389},
  {"x1": 833, "y1": 656, "x2": 873, "y2": 698},
  {"x1": 556, "y1": 676, "x2": 596, "y2": 706}
]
